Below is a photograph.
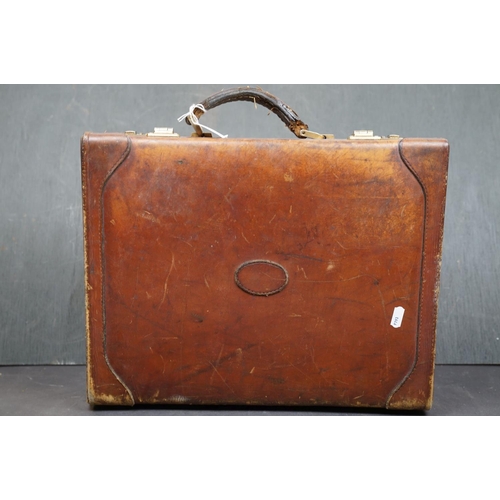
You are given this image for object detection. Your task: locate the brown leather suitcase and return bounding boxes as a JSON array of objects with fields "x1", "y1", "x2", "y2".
[{"x1": 81, "y1": 88, "x2": 449, "y2": 410}]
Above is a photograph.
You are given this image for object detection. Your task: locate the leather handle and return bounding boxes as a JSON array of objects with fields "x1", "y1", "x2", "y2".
[{"x1": 186, "y1": 87, "x2": 309, "y2": 138}]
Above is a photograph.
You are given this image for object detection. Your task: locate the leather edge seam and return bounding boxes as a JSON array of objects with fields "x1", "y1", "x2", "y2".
[
  {"x1": 99, "y1": 136, "x2": 135, "y2": 405},
  {"x1": 385, "y1": 140, "x2": 429, "y2": 408}
]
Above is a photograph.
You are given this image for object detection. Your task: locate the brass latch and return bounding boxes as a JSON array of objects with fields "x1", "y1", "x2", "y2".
[
  {"x1": 299, "y1": 129, "x2": 334, "y2": 140},
  {"x1": 147, "y1": 127, "x2": 180, "y2": 137},
  {"x1": 349, "y1": 130, "x2": 382, "y2": 140}
]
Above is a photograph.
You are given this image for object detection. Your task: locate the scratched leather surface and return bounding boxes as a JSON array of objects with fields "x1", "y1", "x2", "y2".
[{"x1": 81, "y1": 135, "x2": 449, "y2": 409}]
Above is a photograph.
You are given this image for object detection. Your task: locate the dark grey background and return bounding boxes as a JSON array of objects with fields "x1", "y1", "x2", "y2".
[{"x1": 0, "y1": 85, "x2": 498, "y2": 365}]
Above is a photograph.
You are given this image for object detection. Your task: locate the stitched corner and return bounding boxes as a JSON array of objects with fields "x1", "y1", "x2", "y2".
[
  {"x1": 98, "y1": 136, "x2": 135, "y2": 404},
  {"x1": 385, "y1": 140, "x2": 429, "y2": 408}
]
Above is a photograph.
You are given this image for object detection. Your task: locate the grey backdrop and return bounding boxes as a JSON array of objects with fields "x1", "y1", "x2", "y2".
[{"x1": 0, "y1": 84, "x2": 498, "y2": 365}]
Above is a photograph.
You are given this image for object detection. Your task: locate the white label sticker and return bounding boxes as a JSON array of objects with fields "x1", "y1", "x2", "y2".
[{"x1": 390, "y1": 307, "x2": 405, "y2": 329}]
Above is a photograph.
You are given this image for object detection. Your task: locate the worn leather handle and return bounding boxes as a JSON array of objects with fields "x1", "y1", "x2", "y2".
[{"x1": 186, "y1": 87, "x2": 309, "y2": 138}]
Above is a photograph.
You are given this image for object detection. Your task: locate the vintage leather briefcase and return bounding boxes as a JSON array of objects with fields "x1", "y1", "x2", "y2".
[{"x1": 81, "y1": 88, "x2": 449, "y2": 410}]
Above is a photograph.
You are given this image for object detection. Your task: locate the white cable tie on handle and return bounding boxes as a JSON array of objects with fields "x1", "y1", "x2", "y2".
[{"x1": 177, "y1": 104, "x2": 228, "y2": 138}]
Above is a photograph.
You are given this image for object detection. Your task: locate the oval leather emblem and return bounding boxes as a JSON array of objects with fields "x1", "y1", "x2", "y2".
[{"x1": 235, "y1": 260, "x2": 289, "y2": 297}]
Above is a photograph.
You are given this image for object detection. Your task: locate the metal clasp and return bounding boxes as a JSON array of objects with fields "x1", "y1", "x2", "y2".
[
  {"x1": 349, "y1": 130, "x2": 382, "y2": 140},
  {"x1": 147, "y1": 127, "x2": 180, "y2": 137},
  {"x1": 299, "y1": 129, "x2": 334, "y2": 140}
]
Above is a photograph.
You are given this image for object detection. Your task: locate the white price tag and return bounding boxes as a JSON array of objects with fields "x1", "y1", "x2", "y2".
[{"x1": 390, "y1": 307, "x2": 405, "y2": 329}]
